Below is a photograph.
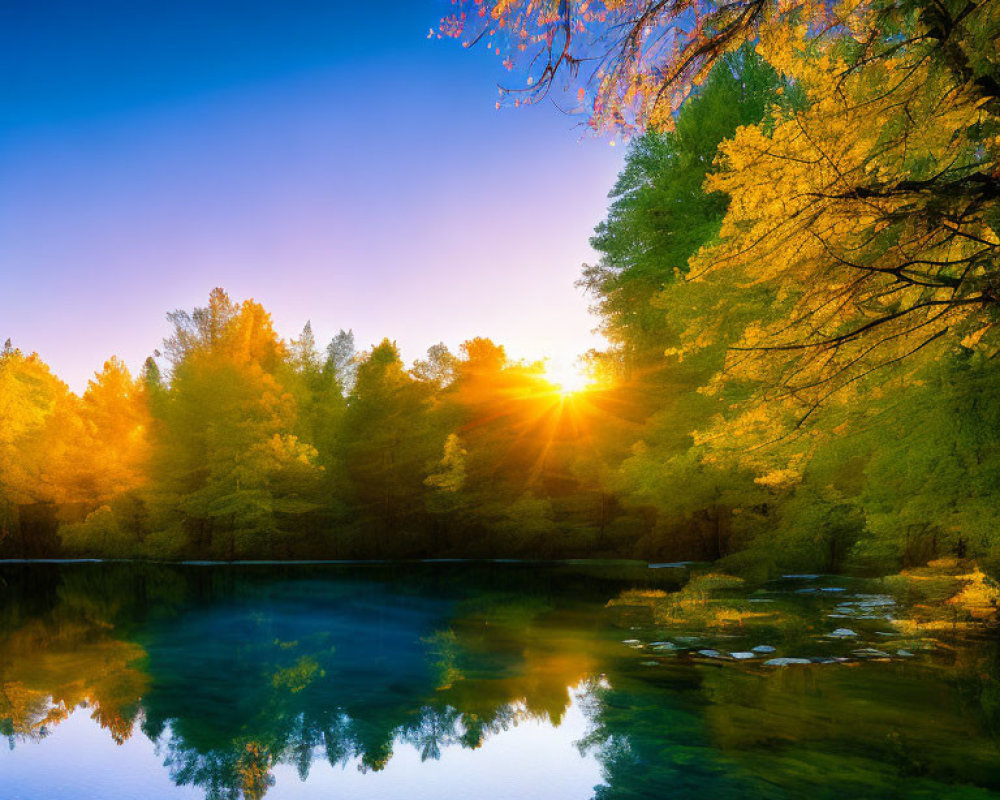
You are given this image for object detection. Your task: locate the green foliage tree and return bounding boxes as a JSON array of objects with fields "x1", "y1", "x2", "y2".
[
  {"x1": 149, "y1": 290, "x2": 321, "y2": 559},
  {"x1": 581, "y1": 48, "x2": 785, "y2": 372},
  {"x1": 339, "y1": 339, "x2": 441, "y2": 554}
]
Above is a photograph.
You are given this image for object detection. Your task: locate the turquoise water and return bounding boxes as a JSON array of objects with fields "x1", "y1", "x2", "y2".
[{"x1": 0, "y1": 563, "x2": 997, "y2": 799}]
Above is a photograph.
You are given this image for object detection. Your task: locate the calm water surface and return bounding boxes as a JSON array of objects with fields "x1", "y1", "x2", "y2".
[{"x1": 0, "y1": 562, "x2": 997, "y2": 799}]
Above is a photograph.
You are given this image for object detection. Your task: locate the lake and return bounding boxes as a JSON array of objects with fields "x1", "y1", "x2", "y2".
[{"x1": 0, "y1": 562, "x2": 997, "y2": 799}]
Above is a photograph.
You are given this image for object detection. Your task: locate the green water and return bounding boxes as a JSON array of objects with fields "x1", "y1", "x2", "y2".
[{"x1": 0, "y1": 562, "x2": 997, "y2": 799}]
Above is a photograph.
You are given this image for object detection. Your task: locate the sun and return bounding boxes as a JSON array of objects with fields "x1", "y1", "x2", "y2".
[{"x1": 543, "y1": 359, "x2": 592, "y2": 396}]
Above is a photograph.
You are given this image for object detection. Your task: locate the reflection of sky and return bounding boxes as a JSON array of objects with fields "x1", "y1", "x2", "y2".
[
  {"x1": 0, "y1": 0, "x2": 624, "y2": 391},
  {"x1": 266, "y1": 694, "x2": 600, "y2": 800},
  {"x1": 137, "y1": 578, "x2": 456, "y2": 734},
  {"x1": 0, "y1": 693, "x2": 601, "y2": 800},
  {"x1": 2, "y1": 712, "x2": 201, "y2": 800}
]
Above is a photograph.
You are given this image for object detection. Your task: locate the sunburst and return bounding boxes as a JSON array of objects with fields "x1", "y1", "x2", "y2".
[{"x1": 541, "y1": 359, "x2": 592, "y2": 396}]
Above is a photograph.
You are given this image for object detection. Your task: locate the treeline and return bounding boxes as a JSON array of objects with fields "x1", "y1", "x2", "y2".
[
  {"x1": 5, "y1": 34, "x2": 1000, "y2": 573},
  {"x1": 0, "y1": 298, "x2": 625, "y2": 560}
]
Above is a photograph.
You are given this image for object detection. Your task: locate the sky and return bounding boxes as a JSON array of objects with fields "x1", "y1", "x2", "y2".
[{"x1": 0, "y1": 0, "x2": 624, "y2": 392}]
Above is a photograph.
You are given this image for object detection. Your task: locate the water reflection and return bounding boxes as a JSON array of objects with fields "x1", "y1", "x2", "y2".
[{"x1": 0, "y1": 563, "x2": 998, "y2": 799}]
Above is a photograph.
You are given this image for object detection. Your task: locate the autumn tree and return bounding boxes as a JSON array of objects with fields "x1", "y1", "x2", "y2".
[
  {"x1": 149, "y1": 290, "x2": 321, "y2": 559},
  {"x1": 446, "y1": 1, "x2": 998, "y2": 129},
  {"x1": 52, "y1": 359, "x2": 152, "y2": 557},
  {"x1": 676, "y1": 28, "x2": 990, "y2": 435},
  {"x1": 59, "y1": 358, "x2": 151, "y2": 501},
  {"x1": 0, "y1": 345, "x2": 68, "y2": 552}
]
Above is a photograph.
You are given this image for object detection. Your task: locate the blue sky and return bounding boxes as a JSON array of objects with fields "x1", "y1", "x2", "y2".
[{"x1": 0, "y1": 0, "x2": 623, "y2": 389}]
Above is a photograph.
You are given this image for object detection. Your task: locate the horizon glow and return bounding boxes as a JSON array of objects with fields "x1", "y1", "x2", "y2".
[{"x1": 0, "y1": 0, "x2": 624, "y2": 392}]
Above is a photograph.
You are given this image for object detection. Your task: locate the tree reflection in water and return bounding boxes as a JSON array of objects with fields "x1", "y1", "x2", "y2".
[{"x1": 1, "y1": 562, "x2": 998, "y2": 800}]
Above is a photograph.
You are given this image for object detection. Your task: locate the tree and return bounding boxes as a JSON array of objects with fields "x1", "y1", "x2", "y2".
[
  {"x1": 426, "y1": 337, "x2": 607, "y2": 555},
  {"x1": 162, "y1": 287, "x2": 239, "y2": 367},
  {"x1": 567, "y1": 54, "x2": 787, "y2": 558},
  {"x1": 690, "y1": 37, "x2": 999, "y2": 432},
  {"x1": 853, "y1": 350, "x2": 1000, "y2": 570},
  {"x1": 288, "y1": 321, "x2": 322, "y2": 376},
  {"x1": 412, "y1": 343, "x2": 458, "y2": 388},
  {"x1": 282, "y1": 322, "x2": 349, "y2": 551},
  {"x1": 150, "y1": 291, "x2": 321, "y2": 559},
  {"x1": 70, "y1": 357, "x2": 151, "y2": 501},
  {"x1": 339, "y1": 340, "x2": 441, "y2": 553},
  {"x1": 446, "y1": 0, "x2": 999, "y2": 130},
  {"x1": 0, "y1": 346, "x2": 68, "y2": 549},
  {"x1": 325, "y1": 329, "x2": 358, "y2": 395},
  {"x1": 580, "y1": 48, "x2": 785, "y2": 373}
]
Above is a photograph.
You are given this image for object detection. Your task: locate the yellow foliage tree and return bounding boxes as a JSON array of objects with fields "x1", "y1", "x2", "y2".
[{"x1": 688, "y1": 25, "x2": 998, "y2": 441}]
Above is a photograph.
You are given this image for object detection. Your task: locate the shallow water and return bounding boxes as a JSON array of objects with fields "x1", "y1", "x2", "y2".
[{"x1": 0, "y1": 562, "x2": 997, "y2": 799}]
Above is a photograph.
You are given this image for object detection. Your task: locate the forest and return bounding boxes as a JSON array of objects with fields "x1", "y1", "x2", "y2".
[{"x1": 2, "y1": 0, "x2": 1000, "y2": 580}]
